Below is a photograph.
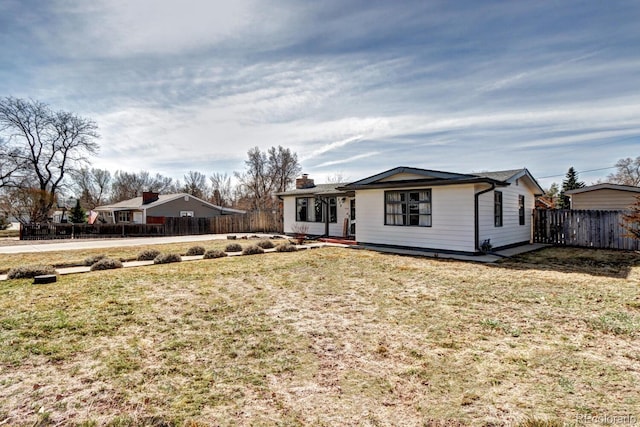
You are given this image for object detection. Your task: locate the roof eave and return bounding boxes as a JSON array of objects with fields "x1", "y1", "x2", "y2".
[{"x1": 341, "y1": 177, "x2": 509, "y2": 190}]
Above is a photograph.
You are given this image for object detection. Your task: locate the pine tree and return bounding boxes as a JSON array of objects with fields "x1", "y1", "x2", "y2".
[
  {"x1": 622, "y1": 196, "x2": 640, "y2": 240},
  {"x1": 70, "y1": 199, "x2": 86, "y2": 224},
  {"x1": 558, "y1": 167, "x2": 585, "y2": 209}
]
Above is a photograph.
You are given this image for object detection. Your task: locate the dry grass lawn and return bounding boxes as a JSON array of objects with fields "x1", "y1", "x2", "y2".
[
  {"x1": 0, "y1": 246, "x2": 639, "y2": 426},
  {"x1": 0, "y1": 239, "x2": 280, "y2": 273}
]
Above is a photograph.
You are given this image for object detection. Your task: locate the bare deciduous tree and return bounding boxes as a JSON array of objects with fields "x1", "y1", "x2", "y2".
[
  {"x1": 268, "y1": 146, "x2": 301, "y2": 193},
  {"x1": 0, "y1": 97, "x2": 99, "y2": 222},
  {"x1": 182, "y1": 170, "x2": 208, "y2": 199},
  {"x1": 111, "y1": 170, "x2": 176, "y2": 202},
  {"x1": 235, "y1": 146, "x2": 301, "y2": 210},
  {"x1": 71, "y1": 167, "x2": 112, "y2": 208},
  {"x1": 608, "y1": 157, "x2": 640, "y2": 186},
  {"x1": 209, "y1": 172, "x2": 233, "y2": 207}
]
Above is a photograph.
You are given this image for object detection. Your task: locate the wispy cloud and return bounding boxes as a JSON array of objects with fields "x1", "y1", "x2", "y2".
[
  {"x1": 1, "y1": 0, "x2": 639, "y2": 188},
  {"x1": 315, "y1": 151, "x2": 380, "y2": 168}
]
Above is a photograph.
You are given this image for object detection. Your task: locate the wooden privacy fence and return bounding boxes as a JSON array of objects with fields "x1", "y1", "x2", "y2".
[
  {"x1": 20, "y1": 211, "x2": 282, "y2": 240},
  {"x1": 533, "y1": 209, "x2": 639, "y2": 250}
]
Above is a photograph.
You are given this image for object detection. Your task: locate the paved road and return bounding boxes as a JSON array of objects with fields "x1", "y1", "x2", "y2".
[{"x1": 0, "y1": 233, "x2": 285, "y2": 254}]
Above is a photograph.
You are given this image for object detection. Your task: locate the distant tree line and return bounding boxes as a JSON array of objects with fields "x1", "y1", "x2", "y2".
[{"x1": 0, "y1": 97, "x2": 301, "y2": 224}]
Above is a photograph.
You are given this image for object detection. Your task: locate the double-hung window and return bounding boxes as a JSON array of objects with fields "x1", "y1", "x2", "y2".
[
  {"x1": 518, "y1": 195, "x2": 525, "y2": 226},
  {"x1": 385, "y1": 190, "x2": 432, "y2": 226},
  {"x1": 494, "y1": 191, "x2": 503, "y2": 227}
]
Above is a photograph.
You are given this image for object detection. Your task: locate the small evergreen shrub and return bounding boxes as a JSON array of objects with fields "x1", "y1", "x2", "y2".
[
  {"x1": 256, "y1": 239, "x2": 275, "y2": 249},
  {"x1": 242, "y1": 245, "x2": 264, "y2": 255},
  {"x1": 153, "y1": 253, "x2": 182, "y2": 264},
  {"x1": 90, "y1": 258, "x2": 123, "y2": 271},
  {"x1": 225, "y1": 243, "x2": 243, "y2": 252},
  {"x1": 84, "y1": 254, "x2": 107, "y2": 266},
  {"x1": 7, "y1": 265, "x2": 56, "y2": 279},
  {"x1": 203, "y1": 249, "x2": 227, "y2": 259},
  {"x1": 137, "y1": 249, "x2": 161, "y2": 261},
  {"x1": 186, "y1": 245, "x2": 206, "y2": 256},
  {"x1": 276, "y1": 242, "x2": 298, "y2": 252}
]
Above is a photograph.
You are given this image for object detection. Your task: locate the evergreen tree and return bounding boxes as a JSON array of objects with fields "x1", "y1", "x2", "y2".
[
  {"x1": 70, "y1": 199, "x2": 86, "y2": 224},
  {"x1": 558, "y1": 167, "x2": 585, "y2": 209}
]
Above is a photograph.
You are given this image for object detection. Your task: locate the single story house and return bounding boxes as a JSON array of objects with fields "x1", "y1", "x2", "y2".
[
  {"x1": 94, "y1": 192, "x2": 244, "y2": 224},
  {"x1": 277, "y1": 167, "x2": 544, "y2": 255},
  {"x1": 564, "y1": 183, "x2": 640, "y2": 210}
]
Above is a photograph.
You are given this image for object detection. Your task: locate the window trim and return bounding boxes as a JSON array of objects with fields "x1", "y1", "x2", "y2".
[
  {"x1": 494, "y1": 191, "x2": 503, "y2": 227},
  {"x1": 518, "y1": 195, "x2": 525, "y2": 226},
  {"x1": 384, "y1": 189, "x2": 432, "y2": 227},
  {"x1": 295, "y1": 196, "x2": 337, "y2": 223}
]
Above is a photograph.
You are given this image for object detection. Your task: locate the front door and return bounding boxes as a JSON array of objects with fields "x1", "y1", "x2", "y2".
[{"x1": 349, "y1": 199, "x2": 356, "y2": 236}]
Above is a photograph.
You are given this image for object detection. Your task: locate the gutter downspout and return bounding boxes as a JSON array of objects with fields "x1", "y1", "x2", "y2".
[{"x1": 474, "y1": 183, "x2": 495, "y2": 253}]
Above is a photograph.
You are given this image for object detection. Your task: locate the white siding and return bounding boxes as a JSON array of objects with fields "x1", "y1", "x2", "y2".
[
  {"x1": 356, "y1": 185, "x2": 476, "y2": 253},
  {"x1": 282, "y1": 195, "x2": 350, "y2": 236},
  {"x1": 477, "y1": 181, "x2": 535, "y2": 249}
]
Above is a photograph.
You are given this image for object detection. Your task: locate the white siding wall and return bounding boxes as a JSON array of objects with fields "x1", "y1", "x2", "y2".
[
  {"x1": 477, "y1": 181, "x2": 535, "y2": 249},
  {"x1": 282, "y1": 196, "x2": 350, "y2": 236},
  {"x1": 356, "y1": 185, "x2": 476, "y2": 252}
]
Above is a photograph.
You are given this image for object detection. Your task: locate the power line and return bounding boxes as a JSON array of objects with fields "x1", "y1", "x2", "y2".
[{"x1": 537, "y1": 166, "x2": 617, "y2": 180}]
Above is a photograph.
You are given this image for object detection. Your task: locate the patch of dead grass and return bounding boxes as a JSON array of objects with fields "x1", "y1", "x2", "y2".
[{"x1": 0, "y1": 247, "x2": 638, "y2": 425}]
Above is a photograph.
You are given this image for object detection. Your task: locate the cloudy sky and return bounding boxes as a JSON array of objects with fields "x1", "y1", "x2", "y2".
[{"x1": 1, "y1": 0, "x2": 639, "y2": 188}]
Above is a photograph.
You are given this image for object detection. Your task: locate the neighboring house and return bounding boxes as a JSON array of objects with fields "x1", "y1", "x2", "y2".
[
  {"x1": 564, "y1": 183, "x2": 640, "y2": 210},
  {"x1": 278, "y1": 167, "x2": 544, "y2": 254},
  {"x1": 535, "y1": 195, "x2": 555, "y2": 210},
  {"x1": 94, "y1": 192, "x2": 244, "y2": 224}
]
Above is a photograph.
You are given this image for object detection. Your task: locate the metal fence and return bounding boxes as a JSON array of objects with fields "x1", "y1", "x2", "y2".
[
  {"x1": 533, "y1": 208, "x2": 639, "y2": 250},
  {"x1": 20, "y1": 211, "x2": 283, "y2": 240}
]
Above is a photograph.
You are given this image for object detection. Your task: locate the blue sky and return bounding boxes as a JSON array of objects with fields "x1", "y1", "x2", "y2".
[{"x1": 1, "y1": 0, "x2": 639, "y2": 189}]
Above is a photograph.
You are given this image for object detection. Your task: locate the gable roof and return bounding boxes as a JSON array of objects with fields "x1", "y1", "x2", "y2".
[
  {"x1": 339, "y1": 166, "x2": 544, "y2": 193},
  {"x1": 473, "y1": 168, "x2": 544, "y2": 195},
  {"x1": 95, "y1": 193, "x2": 244, "y2": 214},
  {"x1": 565, "y1": 183, "x2": 640, "y2": 195}
]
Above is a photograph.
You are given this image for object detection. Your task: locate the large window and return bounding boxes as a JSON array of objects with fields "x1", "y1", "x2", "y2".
[
  {"x1": 494, "y1": 191, "x2": 503, "y2": 227},
  {"x1": 518, "y1": 195, "x2": 525, "y2": 226},
  {"x1": 296, "y1": 197, "x2": 337, "y2": 223},
  {"x1": 116, "y1": 211, "x2": 131, "y2": 223},
  {"x1": 385, "y1": 190, "x2": 432, "y2": 227}
]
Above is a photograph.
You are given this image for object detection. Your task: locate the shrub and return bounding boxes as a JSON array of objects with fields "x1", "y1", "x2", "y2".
[
  {"x1": 203, "y1": 249, "x2": 227, "y2": 259},
  {"x1": 90, "y1": 258, "x2": 123, "y2": 271},
  {"x1": 242, "y1": 245, "x2": 264, "y2": 255},
  {"x1": 256, "y1": 239, "x2": 275, "y2": 249},
  {"x1": 154, "y1": 253, "x2": 182, "y2": 264},
  {"x1": 225, "y1": 243, "x2": 243, "y2": 252},
  {"x1": 186, "y1": 245, "x2": 206, "y2": 256},
  {"x1": 137, "y1": 249, "x2": 161, "y2": 261},
  {"x1": 7, "y1": 265, "x2": 56, "y2": 279},
  {"x1": 84, "y1": 254, "x2": 107, "y2": 266},
  {"x1": 276, "y1": 242, "x2": 298, "y2": 252}
]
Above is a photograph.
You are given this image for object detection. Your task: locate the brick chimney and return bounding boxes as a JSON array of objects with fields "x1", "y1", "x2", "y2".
[
  {"x1": 295, "y1": 174, "x2": 315, "y2": 189},
  {"x1": 142, "y1": 191, "x2": 159, "y2": 204}
]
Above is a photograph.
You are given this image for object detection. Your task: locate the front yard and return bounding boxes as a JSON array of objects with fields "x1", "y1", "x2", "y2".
[{"x1": 0, "y1": 246, "x2": 638, "y2": 426}]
